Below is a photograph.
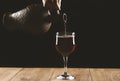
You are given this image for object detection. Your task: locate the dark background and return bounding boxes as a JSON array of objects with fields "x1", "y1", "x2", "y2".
[{"x1": 0, "y1": 0, "x2": 119, "y2": 68}]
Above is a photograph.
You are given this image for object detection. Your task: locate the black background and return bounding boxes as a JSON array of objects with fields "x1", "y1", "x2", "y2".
[{"x1": 0, "y1": 0, "x2": 119, "y2": 68}]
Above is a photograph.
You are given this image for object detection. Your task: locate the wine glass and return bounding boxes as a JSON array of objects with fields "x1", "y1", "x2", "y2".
[{"x1": 55, "y1": 31, "x2": 76, "y2": 80}]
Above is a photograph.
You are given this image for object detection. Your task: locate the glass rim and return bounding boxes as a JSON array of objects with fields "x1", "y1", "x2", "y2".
[
  {"x1": 56, "y1": 32, "x2": 75, "y2": 38},
  {"x1": 56, "y1": 31, "x2": 75, "y2": 35}
]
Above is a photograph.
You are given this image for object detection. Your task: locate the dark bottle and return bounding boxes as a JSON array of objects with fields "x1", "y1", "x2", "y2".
[
  {"x1": 2, "y1": 4, "x2": 52, "y2": 35},
  {"x1": 2, "y1": 0, "x2": 63, "y2": 35}
]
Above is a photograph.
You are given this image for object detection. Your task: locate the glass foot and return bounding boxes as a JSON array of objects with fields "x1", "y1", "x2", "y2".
[{"x1": 57, "y1": 74, "x2": 75, "y2": 80}]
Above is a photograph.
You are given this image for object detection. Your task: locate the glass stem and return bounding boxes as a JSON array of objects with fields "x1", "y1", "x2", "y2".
[{"x1": 63, "y1": 56, "x2": 68, "y2": 76}]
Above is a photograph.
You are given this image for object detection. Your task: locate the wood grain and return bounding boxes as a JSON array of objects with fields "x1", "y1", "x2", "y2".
[
  {"x1": 90, "y1": 68, "x2": 120, "y2": 81},
  {"x1": 10, "y1": 68, "x2": 54, "y2": 81},
  {"x1": 104, "y1": 68, "x2": 120, "y2": 81},
  {"x1": 50, "y1": 68, "x2": 91, "y2": 81},
  {"x1": 0, "y1": 68, "x2": 120, "y2": 81},
  {"x1": 90, "y1": 69, "x2": 108, "y2": 81},
  {"x1": 0, "y1": 68, "x2": 22, "y2": 81}
]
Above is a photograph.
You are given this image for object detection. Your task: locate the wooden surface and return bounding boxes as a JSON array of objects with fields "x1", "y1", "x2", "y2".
[{"x1": 0, "y1": 68, "x2": 120, "y2": 81}]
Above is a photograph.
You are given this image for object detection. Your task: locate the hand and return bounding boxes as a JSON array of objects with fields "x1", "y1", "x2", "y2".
[{"x1": 42, "y1": 0, "x2": 62, "y2": 11}]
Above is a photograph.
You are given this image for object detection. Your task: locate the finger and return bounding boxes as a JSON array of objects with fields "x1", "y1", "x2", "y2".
[
  {"x1": 56, "y1": 0, "x2": 62, "y2": 10},
  {"x1": 43, "y1": 0, "x2": 62, "y2": 10}
]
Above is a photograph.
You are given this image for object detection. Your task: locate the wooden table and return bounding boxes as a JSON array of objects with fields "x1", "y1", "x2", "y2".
[{"x1": 0, "y1": 68, "x2": 120, "y2": 81}]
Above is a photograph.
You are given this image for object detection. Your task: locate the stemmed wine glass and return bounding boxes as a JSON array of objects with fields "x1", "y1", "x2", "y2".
[{"x1": 55, "y1": 31, "x2": 76, "y2": 80}]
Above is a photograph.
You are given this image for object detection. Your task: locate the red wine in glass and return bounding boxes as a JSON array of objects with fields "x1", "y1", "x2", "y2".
[
  {"x1": 55, "y1": 32, "x2": 76, "y2": 80},
  {"x1": 55, "y1": 36, "x2": 76, "y2": 56}
]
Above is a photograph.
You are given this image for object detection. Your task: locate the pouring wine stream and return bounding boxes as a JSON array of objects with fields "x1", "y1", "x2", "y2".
[{"x1": 63, "y1": 13, "x2": 67, "y2": 36}]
